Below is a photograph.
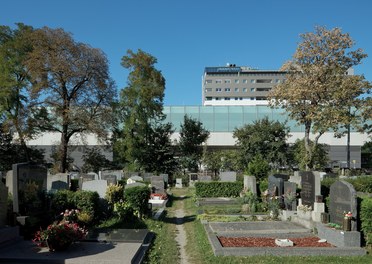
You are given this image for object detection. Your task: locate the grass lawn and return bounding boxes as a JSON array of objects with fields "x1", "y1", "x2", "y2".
[{"x1": 145, "y1": 187, "x2": 372, "y2": 264}]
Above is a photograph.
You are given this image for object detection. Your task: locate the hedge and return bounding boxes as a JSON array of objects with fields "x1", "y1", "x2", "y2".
[
  {"x1": 360, "y1": 197, "x2": 372, "y2": 246},
  {"x1": 124, "y1": 186, "x2": 151, "y2": 218},
  {"x1": 195, "y1": 182, "x2": 244, "y2": 198}
]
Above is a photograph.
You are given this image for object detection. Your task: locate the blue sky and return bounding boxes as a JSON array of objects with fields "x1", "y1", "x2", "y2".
[{"x1": 1, "y1": 0, "x2": 371, "y2": 106}]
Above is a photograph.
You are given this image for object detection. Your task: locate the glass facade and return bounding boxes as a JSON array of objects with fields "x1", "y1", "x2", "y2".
[{"x1": 164, "y1": 105, "x2": 305, "y2": 132}]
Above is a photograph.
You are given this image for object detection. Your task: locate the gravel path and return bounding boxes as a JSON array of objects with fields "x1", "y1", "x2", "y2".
[{"x1": 174, "y1": 196, "x2": 190, "y2": 264}]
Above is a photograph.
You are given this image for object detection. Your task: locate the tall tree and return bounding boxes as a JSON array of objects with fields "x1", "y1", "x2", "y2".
[
  {"x1": 269, "y1": 26, "x2": 370, "y2": 170},
  {"x1": 233, "y1": 117, "x2": 289, "y2": 169},
  {"x1": 179, "y1": 115, "x2": 209, "y2": 172},
  {"x1": 0, "y1": 23, "x2": 38, "y2": 160},
  {"x1": 25, "y1": 27, "x2": 116, "y2": 172},
  {"x1": 116, "y1": 49, "x2": 166, "y2": 170}
]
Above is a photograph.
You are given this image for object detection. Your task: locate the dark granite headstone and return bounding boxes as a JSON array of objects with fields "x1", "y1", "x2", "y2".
[
  {"x1": 273, "y1": 174, "x2": 289, "y2": 181},
  {"x1": 268, "y1": 175, "x2": 284, "y2": 197},
  {"x1": 300, "y1": 171, "x2": 315, "y2": 207},
  {"x1": 190, "y1": 173, "x2": 198, "y2": 181},
  {"x1": 329, "y1": 180, "x2": 358, "y2": 231},
  {"x1": 12, "y1": 163, "x2": 47, "y2": 213}
]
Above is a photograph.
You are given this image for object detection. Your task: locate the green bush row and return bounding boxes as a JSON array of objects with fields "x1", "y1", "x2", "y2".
[
  {"x1": 195, "y1": 181, "x2": 243, "y2": 198},
  {"x1": 321, "y1": 176, "x2": 372, "y2": 197},
  {"x1": 360, "y1": 196, "x2": 372, "y2": 246},
  {"x1": 50, "y1": 190, "x2": 100, "y2": 222},
  {"x1": 124, "y1": 186, "x2": 151, "y2": 218}
]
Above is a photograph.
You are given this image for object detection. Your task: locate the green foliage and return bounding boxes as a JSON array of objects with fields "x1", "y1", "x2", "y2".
[
  {"x1": 50, "y1": 190, "x2": 100, "y2": 224},
  {"x1": 239, "y1": 190, "x2": 259, "y2": 213},
  {"x1": 82, "y1": 147, "x2": 111, "y2": 173},
  {"x1": 124, "y1": 186, "x2": 151, "y2": 218},
  {"x1": 116, "y1": 49, "x2": 166, "y2": 170},
  {"x1": 269, "y1": 26, "x2": 371, "y2": 170},
  {"x1": 105, "y1": 184, "x2": 124, "y2": 205},
  {"x1": 259, "y1": 178, "x2": 269, "y2": 194},
  {"x1": 113, "y1": 201, "x2": 133, "y2": 220},
  {"x1": 360, "y1": 197, "x2": 372, "y2": 246},
  {"x1": 195, "y1": 182, "x2": 243, "y2": 198},
  {"x1": 179, "y1": 115, "x2": 210, "y2": 172},
  {"x1": 346, "y1": 176, "x2": 372, "y2": 193},
  {"x1": 233, "y1": 117, "x2": 289, "y2": 169},
  {"x1": 246, "y1": 155, "x2": 271, "y2": 181},
  {"x1": 291, "y1": 138, "x2": 329, "y2": 170},
  {"x1": 73, "y1": 191, "x2": 100, "y2": 222}
]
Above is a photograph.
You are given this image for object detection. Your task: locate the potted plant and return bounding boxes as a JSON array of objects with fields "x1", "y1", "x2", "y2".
[{"x1": 33, "y1": 209, "x2": 87, "y2": 251}]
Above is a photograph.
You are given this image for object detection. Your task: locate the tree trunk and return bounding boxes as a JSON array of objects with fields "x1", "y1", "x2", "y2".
[
  {"x1": 60, "y1": 132, "x2": 69, "y2": 173},
  {"x1": 304, "y1": 121, "x2": 313, "y2": 170}
]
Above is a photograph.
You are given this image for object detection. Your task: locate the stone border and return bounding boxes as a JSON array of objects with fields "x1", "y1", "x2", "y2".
[{"x1": 203, "y1": 222, "x2": 367, "y2": 256}]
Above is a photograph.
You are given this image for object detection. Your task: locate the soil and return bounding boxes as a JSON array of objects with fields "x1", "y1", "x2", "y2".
[{"x1": 218, "y1": 236, "x2": 335, "y2": 248}]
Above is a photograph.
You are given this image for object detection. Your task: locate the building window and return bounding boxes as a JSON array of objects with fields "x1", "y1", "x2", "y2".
[
  {"x1": 251, "y1": 79, "x2": 255, "y2": 83},
  {"x1": 215, "y1": 97, "x2": 220, "y2": 100},
  {"x1": 205, "y1": 88, "x2": 212, "y2": 92},
  {"x1": 243, "y1": 79, "x2": 248, "y2": 83},
  {"x1": 243, "y1": 88, "x2": 247, "y2": 92},
  {"x1": 251, "y1": 88, "x2": 255, "y2": 92},
  {"x1": 256, "y1": 88, "x2": 271, "y2": 92},
  {"x1": 224, "y1": 97, "x2": 230, "y2": 100},
  {"x1": 216, "y1": 88, "x2": 222, "y2": 92},
  {"x1": 234, "y1": 88, "x2": 239, "y2": 92},
  {"x1": 205, "y1": 97, "x2": 212, "y2": 101},
  {"x1": 216, "y1": 79, "x2": 222, "y2": 84},
  {"x1": 235, "y1": 97, "x2": 239, "y2": 100},
  {"x1": 224, "y1": 79, "x2": 231, "y2": 83},
  {"x1": 256, "y1": 79, "x2": 272, "y2": 83},
  {"x1": 225, "y1": 88, "x2": 231, "y2": 92},
  {"x1": 205, "y1": 79, "x2": 212, "y2": 84},
  {"x1": 275, "y1": 79, "x2": 280, "y2": 83},
  {"x1": 234, "y1": 79, "x2": 239, "y2": 84}
]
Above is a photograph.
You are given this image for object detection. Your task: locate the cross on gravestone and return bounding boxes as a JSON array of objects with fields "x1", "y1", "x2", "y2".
[
  {"x1": 329, "y1": 180, "x2": 358, "y2": 231},
  {"x1": 299, "y1": 171, "x2": 320, "y2": 208}
]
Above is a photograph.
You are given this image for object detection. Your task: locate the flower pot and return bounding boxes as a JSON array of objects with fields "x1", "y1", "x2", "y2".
[{"x1": 46, "y1": 239, "x2": 72, "y2": 252}]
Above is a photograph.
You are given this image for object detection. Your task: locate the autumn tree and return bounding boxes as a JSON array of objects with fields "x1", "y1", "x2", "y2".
[
  {"x1": 0, "y1": 23, "x2": 39, "y2": 161},
  {"x1": 116, "y1": 49, "x2": 175, "y2": 172},
  {"x1": 25, "y1": 27, "x2": 116, "y2": 172},
  {"x1": 269, "y1": 26, "x2": 371, "y2": 170},
  {"x1": 233, "y1": 117, "x2": 289, "y2": 169},
  {"x1": 179, "y1": 115, "x2": 209, "y2": 172}
]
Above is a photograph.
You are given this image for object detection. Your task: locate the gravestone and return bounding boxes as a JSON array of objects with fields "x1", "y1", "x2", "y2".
[
  {"x1": 329, "y1": 180, "x2": 358, "y2": 231},
  {"x1": 142, "y1": 172, "x2": 153, "y2": 182},
  {"x1": 284, "y1": 181, "x2": 297, "y2": 210},
  {"x1": 300, "y1": 171, "x2": 321, "y2": 207},
  {"x1": 0, "y1": 182, "x2": 8, "y2": 226},
  {"x1": 244, "y1": 175, "x2": 257, "y2": 195},
  {"x1": 100, "y1": 170, "x2": 123, "y2": 181},
  {"x1": 160, "y1": 174, "x2": 168, "y2": 183},
  {"x1": 268, "y1": 175, "x2": 284, "y2": 197},
  {"x1": 47, "y1": 173, "x2": 69, "y2": 192},
  {"x1": 199, "y1": 175, "x2": 212, "y2": 182},
  {"x1": 82, "y1": 179, "x2": 108, "y2": 198},
  {"x1": 101, "y1": 174, "x2": 117, "y2": 185},
  {"x1": 151, "y1": 176, "x2": 165, "y2": 194},
  {"x1": 220, "y1": 171, "x2": 236, "y2": 182},
  {"x1": 127, "y1": 175, "x2": 143, "y2": 184},
  {"x1": 273, "y1": 174, "x2": 289, "y2": 181},
  {"x1": 11, "y1": 163, "x2": 47, "y2": 213},
  {"x1": 175, "y1": 178, "x2": 183, "y2": 188},
  {"x1": 189, "y1": 173, "x2": 198, "y2": 187}
]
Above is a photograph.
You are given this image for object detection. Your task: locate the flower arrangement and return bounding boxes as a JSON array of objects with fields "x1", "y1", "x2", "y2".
[
  {"x1": 297, "y1": 204, "x2": 312, "y2": 213},
  {"x1": 150, "y1": 193, "x2": 168, "y2": 200},
  {"x1": 33, "y1": 209, "x2": 88, "y2": 251}
]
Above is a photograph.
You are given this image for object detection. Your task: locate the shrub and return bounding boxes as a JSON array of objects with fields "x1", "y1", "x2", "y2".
[
  {"x1": 360, "y1": 197, "x2": 372, "y2": 246},
  {"x1": 50, "y1": 190, "x2": 75, "y2": 216},
  {"x1": 124, "y1": 186, "x2": 151, "y2": 218},
  {"x1": 105, "y1": 184, "x2": 124, "y2": 205},
  {"x1": 73, "y1": 190, "x2": 100, "y2": 222},
  {"x1": 195, "y1": 182, "x2": 243, "y2": 198},
  {"x1": 245, "y1": 155, "x2": 270, "y2": 181},
  {"x1": 346, "y1": 176, "x2": 372, "y2": 193}
]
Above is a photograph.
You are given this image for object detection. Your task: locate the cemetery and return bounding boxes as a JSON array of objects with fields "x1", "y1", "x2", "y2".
[{"x1": 0, "y1": 162, "x2": 372, "y2": 262}]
